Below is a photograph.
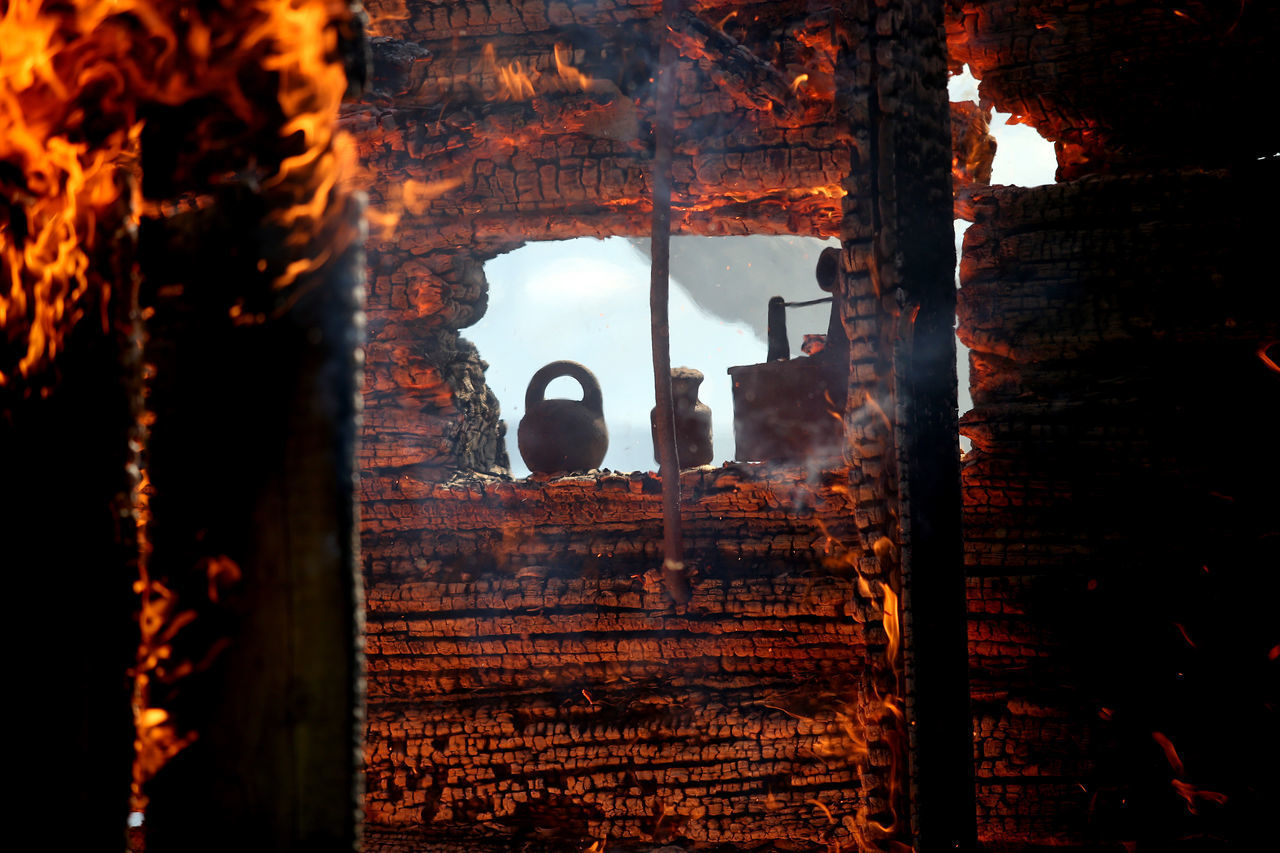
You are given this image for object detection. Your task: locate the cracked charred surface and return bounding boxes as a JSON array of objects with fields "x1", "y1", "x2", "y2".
[
  {"x1": 362, "y1": 465, "x2": 894, "y2": 850},
  {"x1": 947, "y1": 3, "x2": 1280, "y2": 848},
  {"x1": 946, "y1": 0, "x2": 1279, "y2": 179},
  {"x1": 350, "y1": 1, "x2": 977, "y2": 849},
  {"x1": 959, "y1": 170, "x2": 1279, "y2": 846}
]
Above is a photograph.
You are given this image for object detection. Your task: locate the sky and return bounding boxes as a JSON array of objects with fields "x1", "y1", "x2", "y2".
[{"x1": 468, "y1": 66, "x2": 1057, "y2": 476}]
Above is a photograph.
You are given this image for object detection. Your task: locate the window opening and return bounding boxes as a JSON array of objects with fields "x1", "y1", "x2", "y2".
[{"x1": 470, "y1": 234, "x2": 840, "y2": 477}]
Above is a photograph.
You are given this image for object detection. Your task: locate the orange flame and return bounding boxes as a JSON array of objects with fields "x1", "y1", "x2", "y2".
[
  {"x1": 791, "y1": 73, "x2": 810, "y2": 93},
  {"x1": 553, "y1": 44, "x2": 593, "y2": 93},
  {"x1": 818, "y1": 512, "x2": 907, "y2": 846},
  {"x1": 3, "y1": 0, "x2": 359, "y2": 804},
  {"x1": 0, "y1": 1, "x2": 134, "y2": 387},
  {"x1": 794, "y1": 184, "x2": 848, "y2": 200},
  {"x1": 483, "y1": 42, "x2": 595, "y2": 102},
  {"x1": 3, "y1": 0, "x2": 356, "y2": 383},
  {"x1": 881, "y1": 582, "x2": 901, "y2": 666}
]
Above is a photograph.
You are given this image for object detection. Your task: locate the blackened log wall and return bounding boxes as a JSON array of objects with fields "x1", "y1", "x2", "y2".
[
  {"x1": 362, "y1": 465, "x2": 895, "y2": 850},
  {"x1": 952, "y1": 1, "x2": 1279, "y2": 848}
]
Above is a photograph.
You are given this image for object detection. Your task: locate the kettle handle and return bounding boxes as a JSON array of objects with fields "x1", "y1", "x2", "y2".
[{"x1": 525, "y1": 360, "x2": 604, "y2": 413}]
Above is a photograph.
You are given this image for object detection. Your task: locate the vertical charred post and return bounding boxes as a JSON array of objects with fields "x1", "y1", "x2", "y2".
[
  {"x1": 135, "y1": 4, "x2": 368, "y2": 850},
  {"x1": 139, "y1": 190, "x2": 366, "y2": 853},
  {"x1": 1, "y1": 185, "x2": 143, "y2": 850},
  {"x1": 865, "y1": 0, "x2": 975, "y2": 849}
]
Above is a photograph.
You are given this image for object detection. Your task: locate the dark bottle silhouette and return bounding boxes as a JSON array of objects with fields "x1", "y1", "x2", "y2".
[{"x1": 652, "y1": 366, "x2": 713, "y2": 468}]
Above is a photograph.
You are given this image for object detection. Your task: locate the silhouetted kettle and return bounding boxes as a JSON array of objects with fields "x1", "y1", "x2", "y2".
[{"x1": 517, "y1": 361, "x2": 609, "y2": 473}]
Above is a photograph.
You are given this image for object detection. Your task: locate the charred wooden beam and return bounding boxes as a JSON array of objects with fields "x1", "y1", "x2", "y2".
[
  {"x1": 669, "y1": 9, "x2": 802, "y2": 120},
  {"x1": 138, "y1": 184, "x2": 366, "y2": 853},
  {"x1": 2, "y1": 184, "x2": 142, "y2": 851},
  {"x1": 854, "y1": 0, "x2": 976, "y2": 849},
  {"x1": 130, "y1": 3, "x2": 368, "y2": 849}
]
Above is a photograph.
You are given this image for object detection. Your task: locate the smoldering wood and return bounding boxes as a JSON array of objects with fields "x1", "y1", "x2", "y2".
[
  {"x1": 137, "y1": 185, "x2": 365, "y2": 852},
  {"x1": 880, "y1": 2, "x2": 975, "y2": 848},
  {"x1": 956, "y1": 117, "x2": 1278, "y2": 853},
  {"x1": 2, "y1": 182, "x2": 141, "y2": 850},
  {"x1": 361, "y1": 465, "x2": 894, "y2": 850}
]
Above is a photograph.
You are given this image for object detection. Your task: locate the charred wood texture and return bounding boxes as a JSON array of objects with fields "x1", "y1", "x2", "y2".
[
  {"x1": 959, "y1": 170, "x2": 1280, "y2": 848},
  {"x1": 869, "y1": 0, "x2": 976, "y2": 848},
  {"x1": 946, "y1": 0, "x2": 1280, "y2": 179},
  {"x1": 123, "y1": 4, "x2": 368, "y2": 850},
  {"x1": 947, "y1": 1, "x2": 1280, "y2": 847},
  {"x1": 350, "y1": 1, "x2": 972, "y2": 849},
  {"x1": 362, "y1": 465, "x2": 896, "y2": 850},
  {"x1": 138, "y1": 187, "x2": 366, "y2": 852}
]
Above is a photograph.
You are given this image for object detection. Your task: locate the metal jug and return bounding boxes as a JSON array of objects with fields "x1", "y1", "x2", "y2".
[{"x1": 517, "y1": 361, "x2": 609, "y2": 473}]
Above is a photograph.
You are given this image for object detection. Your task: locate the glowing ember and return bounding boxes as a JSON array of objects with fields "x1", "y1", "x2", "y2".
[
  {"x1": 1257, "y1": 340, "x2": 1279, "y2": 374},
  {"x1": 1153, "y1": 731, "x2": 1228, "y2": 815}
]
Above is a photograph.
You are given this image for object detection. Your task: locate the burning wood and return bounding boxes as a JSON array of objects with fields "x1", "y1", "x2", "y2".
[{"x1": 4, "y1": 1, "x2": 364, "y2": 845}]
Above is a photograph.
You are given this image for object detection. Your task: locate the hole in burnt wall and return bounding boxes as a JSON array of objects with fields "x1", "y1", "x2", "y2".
[
  {"x1": 950, "y1": 63, "x2": 1057, "y2": 455},
  {"x1": 469, "y1": 235, "x2": 840, "y2": 477}
]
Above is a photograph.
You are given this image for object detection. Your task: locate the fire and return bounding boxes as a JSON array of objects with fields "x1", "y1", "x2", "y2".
[
  {"x1": 3, "y1": 0, "x2": 356, "y2": 384},
  {"x1": 794, "y1": 184, "x2": 848, "y2": 200},
  {"x1": 483, "y1": 43, "x2": 534, "y2": 101},
  {"x1": 483, "y1": 42, "x2": 595, "y2": 102},
  {"x1": 553, "y1": 44, "x2": 593, "y2": 93},
  {"x1": 791, "y1": 73, "x2": 810, "y2": 92},
  {"x1": 880, "y1": 582, "x2": 901, "y2": 666},
  {"x1": 0, "y1": 1, "x2": 134, "y2": 388},
  {"x1": 816, "y1": 518, "x2": 907, "y2": 847},
  {"x1": 3, "y1": 0, "x2": 356, "y2": 808}
]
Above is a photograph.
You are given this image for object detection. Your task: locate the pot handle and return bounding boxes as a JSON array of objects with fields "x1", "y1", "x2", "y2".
[{"x1": 525, "y1": 360, "x2": 604, "y2": 413}]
